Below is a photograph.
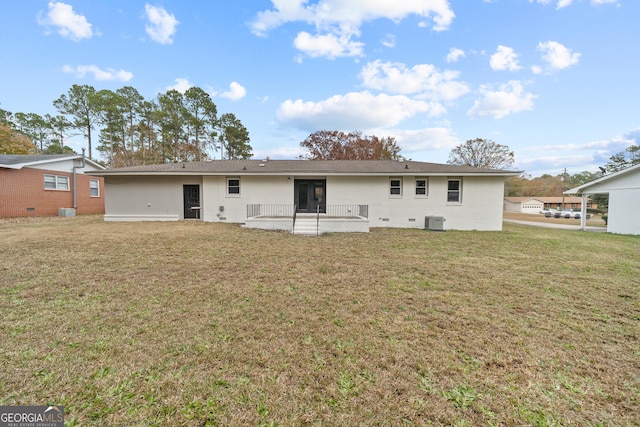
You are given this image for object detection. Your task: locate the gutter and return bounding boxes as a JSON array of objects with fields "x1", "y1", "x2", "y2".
[{"x1": 91, "y1": 171, "x2": 521, "y2": 178}]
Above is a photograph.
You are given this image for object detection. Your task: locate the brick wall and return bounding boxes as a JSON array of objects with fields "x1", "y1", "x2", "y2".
[{"x1": 0, "y1": 167, "x2": 104, "y2": 217}]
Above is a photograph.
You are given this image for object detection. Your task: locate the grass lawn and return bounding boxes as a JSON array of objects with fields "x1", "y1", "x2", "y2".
[{"x1": 1, "y1": 216, "x2": 638, "y2": 426}]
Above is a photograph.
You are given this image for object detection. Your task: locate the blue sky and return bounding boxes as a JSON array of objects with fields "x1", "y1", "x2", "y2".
[{"x1": 1, "y1": 0, "x2": 638, "y2": 176}]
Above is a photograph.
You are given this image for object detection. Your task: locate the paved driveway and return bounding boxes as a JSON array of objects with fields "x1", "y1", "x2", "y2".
[{"x1": 504, "y1": 219, "x2": 606, "y2": 232}]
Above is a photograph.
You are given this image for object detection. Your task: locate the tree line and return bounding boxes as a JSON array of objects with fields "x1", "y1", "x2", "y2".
[
  {"x1": 2, "y1": 87, "x2": 637, "y2": 197},
  {"x1": 0, "y1": 84, "x2": 252, "y2": 166}
]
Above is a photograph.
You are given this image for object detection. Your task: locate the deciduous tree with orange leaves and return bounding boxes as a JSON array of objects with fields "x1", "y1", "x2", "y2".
[{"x1": 300, "y1": 130, "x2": 402, "y2": 160}]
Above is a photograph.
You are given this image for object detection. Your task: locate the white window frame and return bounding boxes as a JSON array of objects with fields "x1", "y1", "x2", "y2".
[
  {"x1": 89, "y1": 179, "x2": 100, "y2": 197},
  {"x1": 389, "y1": 178, "x2": 402, "y2": 198},
  {"x1": 447, "y1": 178, "x2": 462, "y2": 204},
  {"x1": 44, "y1": 174, "x2": 69, "y2": 191},
  {"x1": 227, "y1": 177, "x2": 240, "y2": 197},
  {"x1": 415, "y1": 177, "x2": 429, "y2": 197}
]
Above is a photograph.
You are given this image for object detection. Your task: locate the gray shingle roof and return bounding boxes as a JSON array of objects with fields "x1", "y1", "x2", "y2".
[
  {"x1": 91, "y1": 159, "x2": 519, "y2": 176},
  {"x1": 0, "y1": 154, "x2": 78, "y2": 166},
  {"x1": 0, "y1": 154, "x2": 105, "y2": 170}
]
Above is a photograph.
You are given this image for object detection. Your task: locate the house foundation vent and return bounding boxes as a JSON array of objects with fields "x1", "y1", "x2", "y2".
[{"x1": 425, "y1": 216, "x2": 445, "y2": 231}]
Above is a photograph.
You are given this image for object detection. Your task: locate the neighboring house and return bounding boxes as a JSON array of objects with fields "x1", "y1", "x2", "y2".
[
  {"x1": 565, "y1": 163, "x2": 640, "y2": 235},
  {"x1": 91, "y1": 159, "x2": 518, "y2": 233},
  {"x1": 503, "y1": 196, "x2": 595, "y2": 213},
  {"x1": 503, "y1": 197, "x2": 545, "y2": 214},
  {"x1": 0, "y1": 154, "x2": 105, "y2": 218}
]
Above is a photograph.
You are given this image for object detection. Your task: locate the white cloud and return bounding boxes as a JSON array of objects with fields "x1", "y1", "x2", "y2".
[
  {"x1": 62, "y1": 65, "x2": 133, "y2": 81},
  {"x1": 166, "y1": 78, "x2": 192, "y2": 93},
  {"x1": 517, "y1": 129, "x2": 636, "y2": 175},
  {"x1": 294, "y1": 31, "x2": 364, "y2": 58},
  {"x1": 467, "y1": 81, "x2": 537, "y2": 119},
  {"x1": 381, "y1": 34, "x2": 396, "y2": 48},
  {"x1": 144, "y1": 4, "x2": 179, "y2": 44},
  {"x1": 538, "y1": 41, "x2": 581, "y2": 70},
  {"x1": 525, "y1": 133, "x2": 637, "y2": 153},
  {"x1": 359, "y1": 60, "x2": 470, "y2": 101},
  {"x1": 256, "y1": 148, "x2": 307, "y2": 160},
  {"x1": 37, "y1": 2, "x2": 93, "y2": 41},
  {"x1": 446, "y1": 48, "x2": 465, "y2": 63},
  {"x1": 250, "y1": 0, "x2": 455, "y2": 58},
  {"x1": 529, "y1": 0, "x2": 618, "y2": 8},
  {"x1": 490, "y1": 45, "x2": 522, "y2": 71},
  {"x1": 220, "y1": 82, "x2": 247, "y2": 101},
  {"x1": 277, "y1": 91, "x2": 441, "y2": 131},
  {"x1": 556, "y1": 0, "x2": 573, "y2": 8},
  {"x1": 251, "y1": 0, "x2": 455, "y2": 35},
  {"x1": 379, "y1": 127, "x2": 461, "y2": 153}
]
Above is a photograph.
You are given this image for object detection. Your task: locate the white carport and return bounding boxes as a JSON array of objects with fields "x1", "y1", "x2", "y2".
[{"x1": 564, "y1": 163, "x2": 640, "y2": 235}]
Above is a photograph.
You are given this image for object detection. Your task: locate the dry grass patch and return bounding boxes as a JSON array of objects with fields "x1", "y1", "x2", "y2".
[{"x1": 1, "y1": 216, "x2": 639, "y2": 426}]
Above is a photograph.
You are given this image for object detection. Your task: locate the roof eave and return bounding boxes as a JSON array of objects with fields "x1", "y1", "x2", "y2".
[
  {"x1": 0, "y1": 155, "x2": 105, "y2": 170},
  {"x1": 565, "y1": 163, "x2": 640, "y2": 194},
  {"x1": 93, "y1": 170, "x2": 520, "y2": 177}
]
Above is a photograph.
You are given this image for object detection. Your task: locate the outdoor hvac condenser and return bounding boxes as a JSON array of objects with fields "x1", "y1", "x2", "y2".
[{"x1": 425, "y1": 216, "x2": 445, "y2": 231}]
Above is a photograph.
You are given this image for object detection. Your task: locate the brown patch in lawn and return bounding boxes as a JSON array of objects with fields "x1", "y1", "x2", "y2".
[{"x1": 1, "y1": 216, "x2": 638, "y2": 425}]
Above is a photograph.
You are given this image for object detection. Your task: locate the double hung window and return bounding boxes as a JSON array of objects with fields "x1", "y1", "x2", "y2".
[
  {"x1": 389, "y1": 178, "x2": 402, "y2": 197},
  {"x1": 415, "y1": 178, "x2": 428, "y2": 196},
  {"x1": 44, "y1": 174, "x2": 69, "y2": 191},
  {"x1": 227, "y1": 178, "x2": 240, "y2": 195},
  {"x1": 90, "y1": 179, "x2": 100, "y2": 197},
  {"x1": 447, "y1": 179, "x2": 462, "y2": 203}
]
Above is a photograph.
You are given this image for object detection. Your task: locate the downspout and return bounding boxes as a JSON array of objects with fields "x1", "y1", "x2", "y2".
[
  {"x1": 73, "y1": 148, "x2": 86, "y2": 210},
  {"x1": 580, "y1": 194, "x2": 587, "y2": 231}
]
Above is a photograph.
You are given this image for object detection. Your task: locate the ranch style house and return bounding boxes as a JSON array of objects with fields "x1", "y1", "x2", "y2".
[{"x1": 91, "y1": 159, "x2": 519, "y2": 234}]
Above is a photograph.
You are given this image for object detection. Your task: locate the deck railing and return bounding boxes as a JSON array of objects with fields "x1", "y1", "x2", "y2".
[
  {"x1": 247, "y1": 204, "x2": 295, "y2": 218},
  {"x1": 324, "y1": 204, "x2": 368, "y2": 218},
  {"x1": 247, "y1": 204, "x2": 368, "y2": 219}
]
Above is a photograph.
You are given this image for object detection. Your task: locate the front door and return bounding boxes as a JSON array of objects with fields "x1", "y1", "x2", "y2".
[
  {"x1": 183, "y1": 185, "x2": 200, "y2": 219},
  {"x1": 294, "y1": 180, "x2": 326, "y2": 213}
]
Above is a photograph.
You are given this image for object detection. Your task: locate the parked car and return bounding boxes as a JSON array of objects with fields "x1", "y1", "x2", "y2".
[
  {"x1": 540, "y1": 209, "x2": 557, "y2": 217},
  {"x1": 559, "y1": 209, "x2": 581, "y2": 219}
]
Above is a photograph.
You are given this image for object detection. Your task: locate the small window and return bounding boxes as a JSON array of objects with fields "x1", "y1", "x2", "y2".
[
  {"x1": 447, "y1": 179, "x2": 461, "y2": 203},
  {"x1": 90, "y1": 179, "x2": 100, "y2": 197},
  {"x1": 44, "y1": 175, "x2": 56, "y2": 189},
  {"x1": 57, "y1": 176, "x2": 69, "y2": 190},
  {"x1": 415, "y1": 178, "x2": 428, "y2": 196},
  {"x1": 389, "y1": 178, "x2": 402, "y2": 196},
  {"x1": 44, "y1": 174, "x2": 69, "y2": 191},
  {"x1": 227, "y1": 178, "x2": 240, "y2": 195}
]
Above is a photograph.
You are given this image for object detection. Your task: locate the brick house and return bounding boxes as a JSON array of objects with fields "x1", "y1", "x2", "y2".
[
  {"x1": 504, "y1": 196, "x2": 596, "y2": 213},
  {"x1": 0, "y1": 154, "x2": 105, "y2": 218}
]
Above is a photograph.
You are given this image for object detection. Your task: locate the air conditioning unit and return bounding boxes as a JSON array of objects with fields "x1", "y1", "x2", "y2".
[
  {"x1": 425, "y1": 216, "x2": 445, "y2": 231},
  {"x1": 58, "y1": 208, "x2": 76, "y2": 217}
]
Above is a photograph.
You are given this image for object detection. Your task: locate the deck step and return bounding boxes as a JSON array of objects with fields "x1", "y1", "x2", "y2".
[{"x1": 292, "y1": 218, "x2": 319, "y2": 235}]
